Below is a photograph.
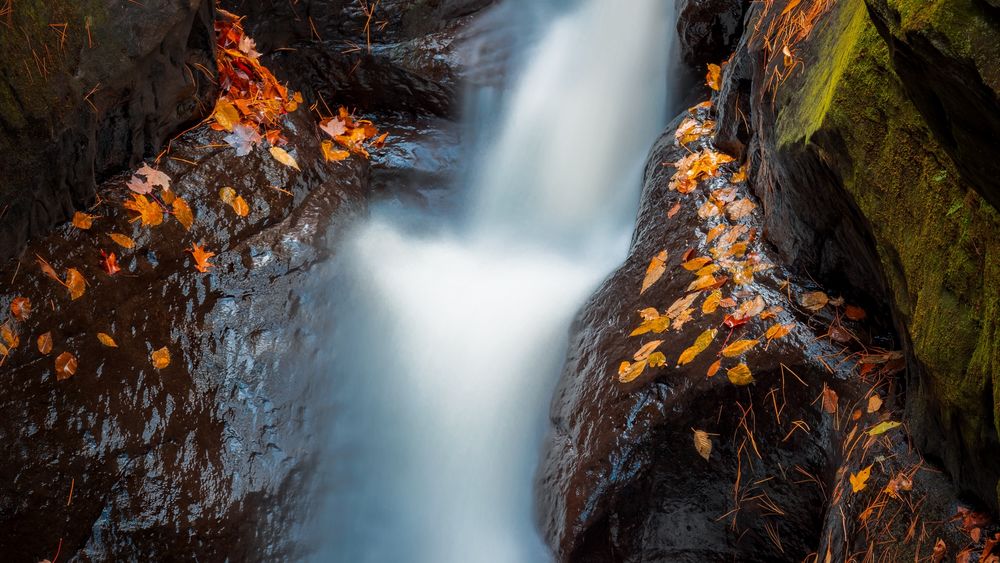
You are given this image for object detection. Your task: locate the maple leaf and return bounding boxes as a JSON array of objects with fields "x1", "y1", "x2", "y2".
[
  {"x1": 101, "y1": 250, "x2": 121, "y2": 275},
  {"x1": 72, "y1": 212, "x2": 94, "y2": 229},
  {"x1": 726, "y1": 198, "x2": 756, "y2": 220},
  {"x1": 172, "y1": 197, "x2": 194, "y2": 230},
  {"x1": 320, "y1": 117, "x2": 348, "y2": 139},
  {"x1": 151, "y1": 346, "x2": 171, "y2": 369},
  {"x1": 224, "y1": 123, "x2": 262, "y2": 156},
  {"x1": 727, "y1": 363, "x2": 753, "y2": 385},
  {"x1": 10, "y1": 297, "x2": 31, "y2": 321},
  {"x1": 850, "y1": 464, "x2": 872, "y2": 493},
  {"x1": 136, "y1": 164, "x2": 171, "y2": 190},
  {"x1": 270, "y1": 146, "x2": 300, "y2": 171},
  {"x1": 640, "y1": 250, "x2": 668, "y2": 294},
  {"x1": 321, "y1": 140, "x2": 351, "y2": 162},
  {"x1": 693, "y1": 429, "x2": 712, "y2": 460},
  {"x1": 37, "y1": 332, "x2": 53, "y2": 355},
  {"x1": 127, "y1": 175, "x2": 153, "y2": 195},
  {"x1": 706, "y1": 63, "x2": 722, "y2": 91},
  {"x1": 97, "y1": 333, "x2": 118, "y2": 347},
  {"x1": 678, "y1": 329, "x2": 717, "y2": 366},
  {"x1": 124, "y1": 194, "x2": 164, "y2": 226},
  {"x1": 65, "y1": 268, "x2": 86, "y2": 300},
  {"x1": 188, "y1": 243, "x2": 215, "y2": 273},
  {"x1": 55, "y1": 351, "x2": 77, "y2": 380}
]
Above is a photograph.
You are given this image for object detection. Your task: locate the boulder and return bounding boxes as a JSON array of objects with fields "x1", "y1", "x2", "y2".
[{"x1": 676, "y1": 0, "x2": 749, "y2": 68}]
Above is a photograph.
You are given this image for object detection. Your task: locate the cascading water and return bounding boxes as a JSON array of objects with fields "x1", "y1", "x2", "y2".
[{"x1": 312, "y1": 0, "x2": 671, "y2": 560}]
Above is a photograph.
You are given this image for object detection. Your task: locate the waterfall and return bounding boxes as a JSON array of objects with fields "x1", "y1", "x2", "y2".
[{"x1": 312, "y1": 0, "x2": 671, "y2": 561}]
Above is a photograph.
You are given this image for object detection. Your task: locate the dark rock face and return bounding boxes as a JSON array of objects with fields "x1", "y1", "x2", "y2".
[
  {"x1": 0, "y1": 108, "x2": 368, "y2": 561},
  {"x1": 0, "y1": 0, "x2": 219, "y2": 262},
  {"x1": 676, "y1": 0, "x2": 749, "y2": 68}
]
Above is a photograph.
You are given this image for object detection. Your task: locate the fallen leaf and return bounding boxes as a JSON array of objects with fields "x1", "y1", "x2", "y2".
[
  {"x1": 321, "y1": 140, "x2": 351, "y2": 162},
  {"x1": 373, "y1": 132, "x2": 389, "y2": 148},
  {"x1": 682, "y1": 257, "x2": 712, "y2": 271},
  {"x1": 65, "y1": 268, "x2": 86, "y2": 300},
  {"x1": 733, "y1": 295, "x2": 766, "y2": 320},
  {"x1": 633, "y1": 340, "x2": 664, "y2": 361},
  {"x1": 151, "y1": 346, "x2": 171, "y2": 369},
  {"x1": 845, "y1": 305, "x2": 867, "y2": 321},
  {"x1": 822, "y1": 385, "x2": 838, "y2": 414},
  {"x1": 219, "y1": 186, "x2": 237, "y2": 205},
  {"x1": 678, "y1": 329, "x2": 717, "y2": 365},
  {"x1": 693, "y1": 429, "x2": 712, "y2": 460},
  {"x1": 727, "y1": 363, "x2": 754, "y2": 385},
  {"x1": 10, "y1": 297, "x2": 31, "y2": 321},
  {"x1": 72, "y1": 212, "x2": 94, "y2": 230},
  {"x1": 188, "y1": 243, "x2": 215, "y2": 273},
  {"x1": 124, "y1": 194, "x2": 164, "y2": 227},
  {"x1": 640, "y1": 250, "x2": 668, "y2": 294},
  {"x1": 687, "y1": 274, "x2": 718, "y2": 292},
  {"x1": 109, "y1": 233, "x2": 136, "y2": 249},
  {"x1": 55, "y1": 351, "x2": 77, "y2": 380},
  {"x1": 135, "y1": 164, "x2": 171, "y2": 191},
  {"x1": 884, "y1": 472, "x2": 913, "y2": 499},
  {"x1": 173, "y1": 197, "x2": 194, "y2": 230},
  {"x1": 722, "y1": 339, "x2": 759, "y2": 357},
  {"x1": 97, "y1": 333, "x2": 118, "y2": 347},
  {"x1": 37, "y1": 332, "x2": 53, "y2": 355},
  {"x1": 36, "y1": 255, "x2": 62, "y2": 284},
  {"x1": 850, "y1": 464, "x2": 872, "y2": 493},
  {"x1": 647, "y1": 352, "x2": 667, "y2": 368},
  {"x1": 320, "y1": 116, "x2": 348, "y2": 139},
  {"x1": 270, "y1": 146, "x2": 300, "y2": 171},
  {"x1": 731, "y1": 165, "x2": 747, "y2": 183},
  {"x1": 698, "y1": 199, "x2": 722, "y2": 219},
  {"x1": 867, "y1": 420, "x2": 902, "y2": 436},
  {"x1": 702, "y1": 290, "x2": 723, "y2": 314},
  {"x1": 666, "y1": 293, "x2": 700, "y2": 319},
  {"x1": 213, "y1": 99, "x2": 241, "y2": 131},
  {"x1": 223, "y1": 123, "x2": 262, "y2": 156},
  {"x1": 101, "y1": 251, "x2": 121, "y2": 275},
  {"x1": 765, "y1": 323, "x2": 793, "y2": 341},
  {"x1": 800, "y1": 291, "x2": 829, "y2": 311},
  {"x1": 726, "y1": 198, "x2": 757, "y2": 220},
  {"x1": 667, "y1": 201, "x2": 681, "y2": 218},
  {"x1": 232, "y1": 195, "x2": 250, "y2": 217},
  {"x1": 705, "y1": 224, "x2": 727, "y2": 244},
  {"x1": 932, "y1": 539, "x2": 947, "y2": 563},
  {"x1": 707, "y1": 359, "x2": 721, "y2": 378},
  {"x1": 1, "y1": 324, "x2": 18, "y2": 349},
  {"x1": 867, "y1": 395, "x2": 883, "y2": 413},
  {"x1": 706, "y1": 63, "x2": 722, "y2": 91},
  {"x1": 695, "y1": 264, "x2": 720, "y2": 277},
  {"x1": 618, "y1": 359, "x2": 648, "y2": 383}
]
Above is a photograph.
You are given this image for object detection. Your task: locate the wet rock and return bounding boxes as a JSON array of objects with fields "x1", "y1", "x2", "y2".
[
  {"x1": 0, "y1": 109, "x2": 368, "y2": 560},
  {"x1": 716, "y1": 0, "x2": 1000, "y2": 514},
  {"x1": 676, "y1": 0, "x2": 749, "y2": 68},
  {"x1": 0, "y1": 0, "x2": 218, "y2": 262}
]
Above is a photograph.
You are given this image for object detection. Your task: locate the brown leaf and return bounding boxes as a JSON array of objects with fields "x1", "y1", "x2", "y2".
[
  {"x1": 65, "y1": 268, "x2": 86, "y2": 300},
  {"x1": 640, "y1": 250, "x2": 668, "y2": 294},
  {"x1": 1, "y1": 323, "x2": 18, "y2": 349},
  {"x1": 931, "y1": 539, "x2": 947, "y2": 563},
  {"x1": 667, "y1": 201, "x2": 681, "y2": 218},
  {"x1": 822, "y1": 385, "x2": 838, "y2": 414},
  {"x1": 10, "y1": 297, "x2": 31, "y2": 321},
  {"x1": 151, "y1": 346, "x2": 171, "y2": 369},
  {"x1": 845, "y1": 305, "x2": 867, "y2": 321},
  {"x1": 72, "y1": 211, "x2": 94, "y2": 230},
  {"x1": 173, "y1": 197, "x2": 194, "y2": 230},
  {"x1": 36, "y1": 254, "x2": 62, "y2": 285},
  {"x1": 693, "y1": 429, "x2": 712, "y2": 460},
  {"x1": 55, "y1": 351, "x2": 77, "y2": 380},
  {"x1": 800, "y1": 291, "x2": 829, "y2": 311},
  {"x1": 37, "y1": 332, "x2": 53, "y2": 355},
  {"x1": 726, "y1": 198, "x2": 757, "y2": 220}
]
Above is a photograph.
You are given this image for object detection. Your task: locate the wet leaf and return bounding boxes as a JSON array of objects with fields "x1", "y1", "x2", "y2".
[
  {"x1": 10, "y1": 297, "x2": 31, "y2": 321},
  {"x1": 124, "y1": 194, "x2": 164, "y2": 227},
  {"x1": 850, "y1": 464, "x2": 872, "y2": 493},
  {"x1": 109, "y1": 233, "x2": 136, "y2": 249},
  {"x1": 705, "y1": 224, "x2": 726, "y2": 243},
  {"x1": 705, "y1": 63, "x2": 722, "y2": 91},
  {"x1": 675, "y1": 117, "x2": 715, "y2": 145},
  {"x1": 845, "y1": 305, "x2": 867, "y2": 321},
  {"x1": 722, "y1": 339, "x2": 759, "y2": 357},
  {"x1": 799, "y1": 291, "x2": 829, "y2": 311},
  {"x1": 666, "y1": 293, "x2": 699, "y2": 318},
  {"x1": 373, "y1": 132, "x2": 389, "y2": 149},
  {"x1": 822, "y1": 385, "x2": 838, "y2": 414},
  {"x1": 618, "y1": 359, "x2": 647, "y2": 383},
  {"x1": 733, "y1": 295, "x2": 766, "y2": 321},
  {"x1": 188, "y1": 243, "x2": 215, "y2": 273},
  {"x1": 702, "y1": 290, "x2": 723, "y2": 314},
  {"x1": 884, "y1": 472, "x2": 913, "y2": 499},
  {"x1": 321, "y1": 140, "x2": 351, "y2": 162},
  {"x1": 65, "y1": 268, "x2": 86, "y2": 300},
  {"x1": 765, "y1": 323, "x2": 793, "y2": 341},
  {"x1": 72, "y1": 212, "x2": 94, "y2": 230},
  {"x1": 671, "y1": 308, "x2": 695, "y2": 331},
  {"x1": 731, "y1": 165, "x2": 747, "y2": 183},
  {"x1": 95, "y1": 333, "x2": 117, "y2": 348},
  {"x1": 37, "y1": 332, "x2": 53, "y2": 355},
  {"x1": 219, "y1": 186, "x2": 237, "y2": 205},
  {"x1": 629, "y1": 315, "x2": 670, "y2": 337},
  {"x1": 270, "y1": 146, "x2": 300, "y2": 171},
  {"x1": 151, "y1": 347, "x2": 171, "y2": 369},
  {"x1": 707, "y1": 359, "x2": 721, "y2": 378},
  {"x1": 667, "y1": 201, "x2": 681, "y2": 218},
  {"x1": 726, "y1": 198, "x2": 757, "y2": 220},
  {"x1": 867, "y1": 420, "x2": 902, "y2": 436},
  {"x1": 687, "y1": 274, "x2": 718, "y2": 292},
  {"x1": 223, "y1": 123, "x2": 262, "y2": 156},
  {"x1": 693, "y1": 429, "x2": 712, "y2": 460},
  {"x1": 727, "y1": 363, "x2": 754, "y2": 385},
  {"x1": 213, "y1": 99, "x2": 241, "y2": 131},
  {"x1": 36, "y1": 254, "x2": 62, "y2": 284},
  {"x1": 55, "y1": 351, "x2": 77, "y2": 380},
  {"x1": 320, "y1": 116, "x2": 348, "y2": 139},
  {"x1": 698, "y1": 199, "x2": 721, "y2": 219},
  {"x1": 640, "y1": 250, "x2": 668, "y2": 294},
  {"x1": 682, "y1": 257, "x2": 712, "y2": 271},
  {"x1": 695, "y1": 264, "x2": 720, "y2": 277},
  {"x1": 678, "y1": 329, "x2": 717, "y2": 366},
  {"x1": 136, "y1": 164, "x2": 171, "y2": 190},
  {"x1": 173, "y1": 197, "x2": 194, "y2": 230},
  {"x1": 932, "y1": 539, "x2": 947, "y2": 563},
  {"x1": 101, "y1": 251, "x2": 121, "y2": 276},
  {"x1": 647, "y1": 352, "x2": 667, "y2": 368},
  {"x1": 867, "y1": 395, "x2": 883, "y2": 413},
  {"x1": 232, "y1": 196, "x2": 250, "y2": 217},
  {"x1": 633, "y1": 340, "x2": 664, "y2": 361},
  {"x1": 1, "y1": 324, "x2": 18, "y2": 349}
]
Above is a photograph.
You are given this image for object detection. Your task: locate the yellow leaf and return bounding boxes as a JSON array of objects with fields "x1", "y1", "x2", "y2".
[
  {"x1": 695, "y1": 264, "x2": 720, "y2": 277},
  {"x1": 172, "y1": 197, "x2": 194, "y2": 230},
  {"x1": 232, "y1": 195, "x2": 250, "y2": 217},
  {"x1": 109, "y1": 233, "x2": 136, "y2": 249},
  {"x1": 765, "y1": 323, "x2": 793, "y2": 341},
  {"x1": 72, "y1": 211, "x2": 94, "y2": 230},
  {"x1": 151, "y1": 346, "x2": 171, "y2": 369},
  {"x1": 722, "y1": 339, "x2": 758, "y2": 357},
  {"x1": 65, "y1": 268, "x2": 86, "y2": 300},
  {"x1": 727, "y1": 363, "x2": 754, "y2": 385},
  {"x1": 633, "y1": 340, "x2": 664, "y2": 361},
  {"x1": 321, "y1": 140, "x2": 351, "y2": 162},
  {"x1": 629, "y1": 316, "x2": 671, "y2": 337},
  {"x1": 1, "y1": 324, "x2": 18, "y2": 349},
  {"x1": 213, "y1": 98, "x2": 241, "y2": 132},
  {"x1": 733, "y1": 295, "x2": 766, "y2": 321},
  {"x1": 123, "y1": 194, "x2": 163, "y2": 227},
  {"x1": 867, "y1": 395, "x2": 883, "y2": 413},
  {"x1": 55, "y1": 351, "x2": 77, "y2": 380},
  {"x1": 647, "y1": 352, "x2": 667, "y2": 368},
  {"x1": 682, "y1": 257, "x2": 712, "y2": 271},
  {"x1": 618, "y1": 359, "x2": 647, "y2": 383},
  {"x1": 705, "y1": 224, "x2": 727, "y2": 244},
  {"x1": 37, "y1": 332, "x2": 53, "y2": 355},
  {"x1": 687, "y1": 274, "x2": 717, "y2": 292},
  {"x1": 97, "y1": 333, "x2": 118, "y2": 348},
  {"x1": 270, "y1": 146, "x2": 301, "y2": 171},
  {"x1": 677, "y1": 329, "x2": 717, "y2": 366},
  {"x1": 640, "y1": 250, "x2": 668, "y2": 294},
  {"x1": 702, "y1": 290, "x2": 723, "y2": 314},
  {"x1": 705, "y1": 63, "x2": 722, "y2": 91},
  {"x1": 219, "y1": 186, "x2": 237, "y2": 205},
  {"x1": 693, "y1": 429, "x2": 712, "y2": 460},
  {"x1": 638, "y1": 307, "x2": 660, "y2": 321},
  {"x1": 731, "y1": 165, "x2": 747, "y2": 183},
  {"x1": 867, "y1": 421, "x2": 902, "y2": 436},
  {"x1": 850, "y1": 464, "x2": 873, "y2": 493}
]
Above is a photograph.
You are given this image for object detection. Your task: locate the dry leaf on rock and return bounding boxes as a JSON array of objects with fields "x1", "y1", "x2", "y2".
[{"x1": 693, "y1": 429, "x2": 712, "y2": 460}]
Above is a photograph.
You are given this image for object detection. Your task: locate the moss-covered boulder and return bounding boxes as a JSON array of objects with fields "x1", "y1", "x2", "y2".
[
  {"x1": 718, "y1": 0, "x2": 1000, "y2": 511},
  {"x1": 0, "y1": 0, "x2": 217, "y2": 261}
]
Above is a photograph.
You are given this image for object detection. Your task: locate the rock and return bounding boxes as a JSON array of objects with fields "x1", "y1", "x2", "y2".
[
  {"x1": 676, "y1": 0, "x2": 749, "y2": 68},
  {"x1": 0, "y1": 0, "x2": 218, "y2": 262},
  {"x1": 0, "y1": 108, "x2": 368, "y2": 560},
  {"x1": 715, "y1": 0, "x2": 1000, "y2": 514}
]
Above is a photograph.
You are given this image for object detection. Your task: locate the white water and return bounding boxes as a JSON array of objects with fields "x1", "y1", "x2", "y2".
[{"x1": 314, "y1": 0, "x2": 670, "y2": 561}]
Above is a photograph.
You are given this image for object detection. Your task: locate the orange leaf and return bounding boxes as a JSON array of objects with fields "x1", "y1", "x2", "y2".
[
  {"x1": 682, "y1": 257, "x2": 712, "y2": 271},
  {"x1": 10, "y1": 297, "x2": 31, "y2": 321},
  {"x1": 65, "y1": 268, "x2": 86, "y2": 300},
  {"x1": 705, "y1": 224, "x2": 727, "y2": 244},
  {"x1": 71, "y1": 211, "x2": 94, "y2": 230},
  {"x1": 845, "y1": 305, "x2": 867, "y2": 321},
  {"x1": 173, "y1": 197, "x2": 194, "y2": 230},
  {"x1": 765, "y1": 323, "x2": 793, "y2": 341},
  {"x1": 37, "y1": 332, "x2": 53, "y2": 355},
  {"x1": 36, "y1": 254, "x2": 63, "y2": 285},
  {"x1": 151, "y1": 346, "x2": 171, "y2": 369},
  {"x1": 618, "y1": 359, "x2": 647, "y2": 383},
  {"x1": 321, "y1": 140, "x2": 351, "y2": 162},
  {"x1": 123, "y1": 194, "x2": 164, "y2": 227},
  {"x1": 702, "y1": 290, "x2": 723, "y2": 314},
  {"x1": 55, "y1": 351, "x2": 77, "y2": 380},
  {"x1": 97, "y1": 333, "x2": 118, "y2": 348},
  {"x1": 822, "y1": 385, "x2": 838, "y2": 414},
  {"x1": 640, "y1": 250, "x2": 668, "y2": 295},
  {"x1": 722, "y1": 339, "x2": 758, "y2": 357},
  {"x1": 188, "y1": 243, "x2": 215, "y2": 273},
  {"x1": 101, "y1": 251, "x2": 121, "y2": 275},
  {"x1": 867, "y1": 395, "x2": 883, "y2": 413},
  {"x1": 232, "y1": 195, "x2": 250, "y2": 217},
  {"x1": 726, "y1": 198, "x2": 756, "y2": 220},
  {"x1": 1, "y1": 323, "x2": 18, "y2": 349},
  {"x1": 667, "y1": 201, "x2": 681, "y2": 218},
  {"x1": 850, "y1": 464, "x2": 872, "y2": 493},
  {"x1": 705, "y1": 63, "x2": 722, "y2": 91},
  {"x1": 707, "y1": 359, "x2": 721, "y2": 378},
  {"x1": 109, "y1": 233, "x2": 136, "y2": 249}
]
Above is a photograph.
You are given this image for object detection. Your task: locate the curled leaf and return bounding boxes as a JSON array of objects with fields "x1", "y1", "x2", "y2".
[
  {"x1": 65, "y1": 269, "x2": 86, "y2": 300},
  {"x1": 151, "y1": 347, "x2": 171, "y2": 369}
]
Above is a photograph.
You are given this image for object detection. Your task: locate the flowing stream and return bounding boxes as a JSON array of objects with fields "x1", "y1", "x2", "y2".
[{"x1": 313, "y1": 0, "x2": 671, "y2": 560}]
